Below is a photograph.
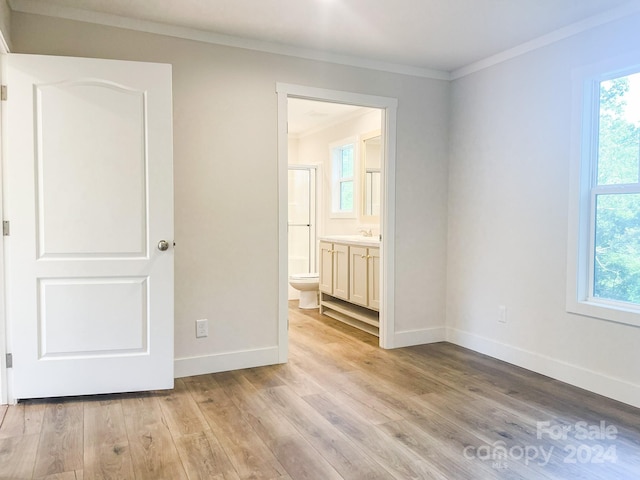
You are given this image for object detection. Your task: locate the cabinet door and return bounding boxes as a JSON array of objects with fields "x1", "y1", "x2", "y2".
[
  {"x1": 368, "y1": 247, "x2": 381, "y2": 310},
  {"x1": 333, "y1": 243, "x2": 350, "y2": 300},
  {"x1": 319, "y1": 241, "x2": 334, "y2": 294},
  {"x1": 349, "y1": 246, "x2": 369, "y2": 307}
]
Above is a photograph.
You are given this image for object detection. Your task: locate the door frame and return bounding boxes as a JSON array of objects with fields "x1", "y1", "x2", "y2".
[
  {"x1": 276, "y1": 83, "x2": 398, "y2": 360},
  {"x1": 0, "y1": 45, "x2": 9, "y2": 404}
]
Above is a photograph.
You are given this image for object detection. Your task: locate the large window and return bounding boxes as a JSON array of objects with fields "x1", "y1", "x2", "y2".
[
  {"x1": 592, "y1": 73, "x2": 640, "y2": 305},
  {"x1": 331, "y1": 141, "x2": 356, "y2": 216},
  {"x1": 568, "y1": 65, "x2": 640, "y2": 326}
]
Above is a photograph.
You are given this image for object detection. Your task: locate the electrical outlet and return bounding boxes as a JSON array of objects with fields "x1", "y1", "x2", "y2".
[
  {"x1": 498, "y1": 305, "x2": 507, "y2": 324},
  {"x1": 196, "y1": 319, "x2": 209, "y2": 338}
]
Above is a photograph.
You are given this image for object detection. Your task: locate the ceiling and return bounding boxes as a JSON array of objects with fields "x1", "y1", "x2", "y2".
[
  {"x1": 288, "y1": 99, "x2": 376, "y2": 136},
  {"x1": 9, "y1": 0, "x2": 638, "y2": 75}
]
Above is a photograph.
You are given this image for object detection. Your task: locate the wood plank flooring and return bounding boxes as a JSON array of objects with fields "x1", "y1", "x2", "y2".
[{"x1": 1, "y1": 302, "x2": 639, "y2": 479}]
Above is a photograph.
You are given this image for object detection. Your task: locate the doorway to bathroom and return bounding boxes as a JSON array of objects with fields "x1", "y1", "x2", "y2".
[{"x1": 277, "y1": 83, "x2": 398, "y2": 360}]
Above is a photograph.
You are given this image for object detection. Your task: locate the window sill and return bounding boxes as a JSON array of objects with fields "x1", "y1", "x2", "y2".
[{"x1": 566, "y1": 298, "x2": 640, "y2": 328}]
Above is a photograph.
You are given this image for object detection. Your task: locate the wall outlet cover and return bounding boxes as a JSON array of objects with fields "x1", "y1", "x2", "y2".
[
  {"x1": 196, "y1": 318, "x2": 209, "y2": 338},
  {"x1": 498, "y1": 305, "x2": 507, "y2": 324}
]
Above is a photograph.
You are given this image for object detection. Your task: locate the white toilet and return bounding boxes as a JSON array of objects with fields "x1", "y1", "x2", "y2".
[{"x1": 288, "y1": 273, "x2": 320, "y2": 309}]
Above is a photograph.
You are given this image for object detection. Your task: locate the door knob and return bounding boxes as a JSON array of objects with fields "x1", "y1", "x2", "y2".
[{"x1": 157, "y1": 240, "x2": 170, "y2": 251}]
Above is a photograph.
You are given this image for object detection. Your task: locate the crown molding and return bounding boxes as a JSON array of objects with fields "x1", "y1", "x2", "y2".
[
  {"x1": 451, "y1": 0, "x2": 640, "y2": 80},
  {"x1": 8, "y1": 0, "x2": 450, "y2": 80}
]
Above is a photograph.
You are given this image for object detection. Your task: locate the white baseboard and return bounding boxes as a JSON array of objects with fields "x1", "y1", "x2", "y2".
[
  {"x1": 447, "y1": 327, "x2": 640, "y2": 409},
  {"x1": 174, "y1": 346, "x2": 281, "y2": 378},
  {"x1": 392, "y1": 327, "x2": 446, "y2": 348}
]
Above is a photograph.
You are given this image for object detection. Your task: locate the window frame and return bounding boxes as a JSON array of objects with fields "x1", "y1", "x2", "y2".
[
  {"x1": 330, "y1": 138, "x2": 358, "y2": 218},
  {"x1": 567, "y1": 57, "x2": 640, "y2": 327}
]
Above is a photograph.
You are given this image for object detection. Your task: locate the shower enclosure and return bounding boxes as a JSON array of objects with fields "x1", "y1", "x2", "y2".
[{"x1": 288, "y1": 165, "x2": 317, "y2": 298}]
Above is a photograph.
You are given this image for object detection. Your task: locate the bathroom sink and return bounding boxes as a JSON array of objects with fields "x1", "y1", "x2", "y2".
[{"x1": 319, "y1": 234, "x2": 380, "y2": 246}]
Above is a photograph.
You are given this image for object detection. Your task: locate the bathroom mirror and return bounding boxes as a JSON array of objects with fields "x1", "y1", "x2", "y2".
[{"x1": 361, "y1": 131, "x2": 382, "y2": 220}]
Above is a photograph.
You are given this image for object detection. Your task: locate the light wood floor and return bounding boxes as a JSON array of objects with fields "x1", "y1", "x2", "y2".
[{"x1": 1, "y1": 303, "x2": 639, "y2": 480}]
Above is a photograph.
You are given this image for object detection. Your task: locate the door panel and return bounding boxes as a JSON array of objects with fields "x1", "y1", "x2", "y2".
[
  {"x1": 349, "y1": 246, "x2": 368, "y2": 307},
  {"x1": 36, "y1": 80, "x2": 147, "y2": 258},
  {"x1": 333, "y1": 244, "x2": 349, "y2": 300},
  {"x1": 319, "y1": 242, "x2": 333, "y2": 294},
  {"x1": 4, "y1": 54, "x2": 174, "y2": 399},
  {"x1": 39, "y1": 278, "x2": 148, "y2": 357},
  {"x1": 368, "y1": 248, "x2": 381, "y2": 311}
]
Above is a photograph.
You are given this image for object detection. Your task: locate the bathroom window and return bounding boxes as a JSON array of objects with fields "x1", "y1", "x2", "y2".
[
  {"x1": 331, "y1": 141, "x2": 356, "y2": 216},
  {"x1": 567, "y1": 63, "x2": 640, "y2": 327}
]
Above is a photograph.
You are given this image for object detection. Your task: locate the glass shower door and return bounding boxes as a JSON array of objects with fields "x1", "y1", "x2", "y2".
[{"x1": 288, "y1": 167, "x2": 317, "y2": 275}]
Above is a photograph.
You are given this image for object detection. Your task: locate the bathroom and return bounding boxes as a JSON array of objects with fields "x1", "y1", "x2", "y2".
[{"x1": 287, "y1": 98, "x2": 383, "y2": 332}]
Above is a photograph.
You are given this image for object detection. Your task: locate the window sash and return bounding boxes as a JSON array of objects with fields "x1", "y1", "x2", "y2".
[
  {"x1": 587, "y1": 185, "x2": 640, "y2": 307},
  {"x1": 339, "y1": 180, "x2": 353, "y2": 211},
  {"x1": 330, "y1": 141, "x2": 356, "y2": 217}
]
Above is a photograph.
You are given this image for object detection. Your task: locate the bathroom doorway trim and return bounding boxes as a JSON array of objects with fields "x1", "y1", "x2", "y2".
[{"x1": 276, "y1": 83, "x2": 398, "y2": 361}]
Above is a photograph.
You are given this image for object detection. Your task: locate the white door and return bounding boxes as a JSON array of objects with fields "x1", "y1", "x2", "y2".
[{"x1": 3, "y1": 54, "x2": 174, "y2": 399}]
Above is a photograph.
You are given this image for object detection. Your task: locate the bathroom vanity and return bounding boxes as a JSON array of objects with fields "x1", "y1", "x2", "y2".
[{"x1": 318, "y1": 235, "x2": 380, "y2": 336}]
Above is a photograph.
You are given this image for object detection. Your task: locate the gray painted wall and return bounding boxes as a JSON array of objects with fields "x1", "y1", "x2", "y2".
[{"x1": 10, "y1": 11, "x2": 450, "y2": 375}]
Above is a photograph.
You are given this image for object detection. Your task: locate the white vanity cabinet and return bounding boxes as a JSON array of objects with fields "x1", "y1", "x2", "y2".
[
  {"x1": 319, "y1": 241, "x2": 349, "y2": 300},
  {"x1": 349, "y1": 245, "x2": 380, "y2": 310},
  {"x1": 319, "y1": 237, "x2": 380, "y2": 336},
  {"x1": 368, "y1": 247, "x2": 381, "y2": 311}
]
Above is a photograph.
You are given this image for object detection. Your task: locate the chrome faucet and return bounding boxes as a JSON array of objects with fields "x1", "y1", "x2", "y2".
[{"x1": 359, "y1": 229, "x2": 373, "y2": 237}]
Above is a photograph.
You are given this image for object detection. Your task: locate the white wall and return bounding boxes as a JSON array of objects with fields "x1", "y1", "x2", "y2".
[
  {"x1": 288, "y1": 137, "x2": 299, "y2": 165},
  {"x1": 295, "y1": 109, "x2": 382, "y2": 236},
  {"x1": 11, "y1": 11, "x2": 450, "y2": 375},
  {"x1": 447, "y1": 12, "x2": 640, "y2": 407}
]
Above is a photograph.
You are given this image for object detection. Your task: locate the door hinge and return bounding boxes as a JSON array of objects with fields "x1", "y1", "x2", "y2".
[
  {"x1": 5, "y1": 353, "x2": 12, "y2": 368},
  {"x1": 2, "y1": 221, "x2": 9, "y2": 236},
  {"x1": 1, "y1": 85, "x2": 6, "y2": 101}
]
